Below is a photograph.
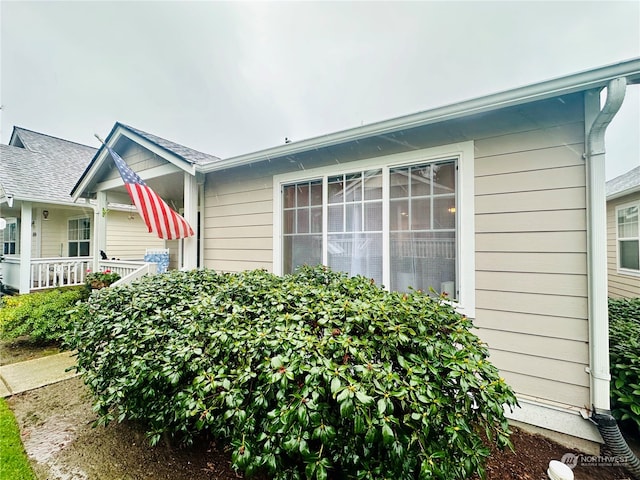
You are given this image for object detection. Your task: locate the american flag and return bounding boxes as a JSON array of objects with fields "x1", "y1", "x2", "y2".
[{"x1": 107, "y1": 147, "x2": 194, "y2": 240}]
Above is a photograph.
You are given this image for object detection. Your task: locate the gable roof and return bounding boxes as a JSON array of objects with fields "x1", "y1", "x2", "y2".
[
  {"x1": 1, "y1": 127, "x2": 97, "y2": 204},
  {"x1": 71, "y1": 122, "x2": 220, "y2": 199},
  {"x1": 606, "y1": 165, "x2": 640, "y2": 200},
  {"x1": 118, "y1": 124, "x2": 220, "y2": 166}
]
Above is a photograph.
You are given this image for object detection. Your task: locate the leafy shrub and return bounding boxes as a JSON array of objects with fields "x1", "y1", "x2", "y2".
[
  {"x1": 68, "y1": 266, "x2": 518, "y2": 479},
  {"x1": 0, "y1": 287, "x2": 88, "y2": 344},
  {"x1": 85, "y1": 270, "x2": 121, "y2": 290},
  {"x1": 609, "y1": 297, "x2": 640, "y2": 432}
]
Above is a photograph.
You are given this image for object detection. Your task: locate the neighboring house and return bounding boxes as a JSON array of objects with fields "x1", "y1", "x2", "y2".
[
  {"x1": 606, "y1": 165, "x2": 640, "y2": 298},
  {"x1": 0, "y1": 127, "x2": 165, "y2": 293},
  {"x1": 72, "y1": 59, "x2": 640, "y2": 446}
]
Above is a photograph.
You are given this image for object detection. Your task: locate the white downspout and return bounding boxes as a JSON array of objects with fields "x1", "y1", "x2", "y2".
[{"x1": 584, "y1": 77, "x2": 626, "y2": 414}]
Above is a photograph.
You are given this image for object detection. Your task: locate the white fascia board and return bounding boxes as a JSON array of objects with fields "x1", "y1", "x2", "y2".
[
  {"x1": 200, "y1": 58, "x2": 640, "y2": 174},
  {"x1": 2, "y1": 195, "x2": 92, "y2": 208}
]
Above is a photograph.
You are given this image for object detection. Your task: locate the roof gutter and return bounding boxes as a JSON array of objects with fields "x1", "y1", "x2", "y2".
[
  {"x1": 585, "y1": 77, "x2": 627, "y2": 414},
  {"x1": 200, "y1": 58, "x2": 640, "y2": 174},
  {"x1": 606, "y1": 184, "x2": 640, "y2": 201}
]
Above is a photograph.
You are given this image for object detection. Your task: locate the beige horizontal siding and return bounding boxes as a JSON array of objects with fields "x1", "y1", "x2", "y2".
[
  {"x1": 474, "y1": 144, "x2": 584, "y2": 176},
  {"x1": 487, "y1": 350, "x2": 589, "y2": 388},
  {"x1": 474, "y1": 309, "x2": 588, "y2": 342},
  {"x1": 476, "y1": 231, "x2": 586, "y2": 253},
  {"x1": 606, "y1": 194, "x2": 640, "y2": 299},
  {"x1": 476, "y1": 209, "x2": 586, "y2": 233},
  {"x1": 474, "y1": 122, "x2": 584, "y2": 159},
  {"x1": 106, "y1": 211, "x2": 165, "y2": 259},
  {"x1": 472, "y1": 105, "x2": 589, "y2": 412},
  {"x1": 475, "y1": 187, "x2": 585, "y2": 214},
  {"x1": 476, "y1": 290, "x2": 588, "y2": 319},
  {"x1": 208, "y1": 259, "x2": 272, "y2": 272},
  {"x1": 204, "y1": 166, "x2": 274, "y2": 272},
  {"x1": 498, "y1": 371, "x2": 589, "y2": 406},
  {"x1": 103, "y1": 143, "x2": 167, "y2": 182},
  {"x1": 476, "y1": 271, "x2": 587, "y2": 296},
  {"x1": 476, "y1": 252, "x2": 587, "y2": 274},
  {"x1": 476, "y1": 165, "x2": 585, "y2": 195},
  {"x1": 206, "y1": 248, "x2": 272, "y2": 263}
]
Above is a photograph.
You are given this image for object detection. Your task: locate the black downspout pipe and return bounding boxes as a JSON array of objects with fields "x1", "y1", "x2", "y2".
[{"x1": 592, "y1": 412, "x2": 640, "y2": 479}]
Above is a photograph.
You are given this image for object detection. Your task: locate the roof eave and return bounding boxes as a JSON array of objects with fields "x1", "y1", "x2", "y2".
[
  {"x1": 200, "y1": 57, "x2": 640, "y2": 174},
  {"x1": 607, "y1": 185, "x2": 640, "y2": 201}
]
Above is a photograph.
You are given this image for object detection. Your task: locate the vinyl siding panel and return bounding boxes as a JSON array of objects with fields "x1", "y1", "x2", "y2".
[
  {"x1": 102, "y1": 143, "x2": 168, "y2": 183},
  {"x1": 105, "y1": 210, "x2": 166, "y2": 260},
  {"x1": 204, "y1": 167, "x2": 274, "y2": 273},
  {"x1": 472, "y1": 94, "x2": 589, "y2": 409},
  {"x1": 606, "y1": 193, "x2": 640, "y2": 298}
]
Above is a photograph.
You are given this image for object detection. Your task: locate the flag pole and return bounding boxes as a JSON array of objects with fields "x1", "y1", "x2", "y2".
[{"x1": 94, "y1": 134, "x2": 106, "y2": 146}]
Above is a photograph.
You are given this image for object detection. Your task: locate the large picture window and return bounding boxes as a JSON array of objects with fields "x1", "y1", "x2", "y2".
[
  {"x1": 68, "y1": 217, "x2": 91, "y2": 257},
  {"x1": 617, "y1": 203, "x2": 639, "y2": 272},
  {"x1": 275, "y1": 143, "x2": 475, "y2": 314}
]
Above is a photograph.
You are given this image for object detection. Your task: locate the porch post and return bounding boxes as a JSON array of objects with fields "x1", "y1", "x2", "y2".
[
  {"x1": 183, "y1": 172, "x2": 198, "y2": 269},
  {"x1": 94, "y1": 191, "x2": 107, "y2": 272},
  {"x1": 19, "y1": 201, "x2": 32, "y2": 294}
]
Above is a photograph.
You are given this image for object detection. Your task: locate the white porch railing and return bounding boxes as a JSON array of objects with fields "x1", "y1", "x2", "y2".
[
  {"x1": 98, "y1": 259, "x2": 158, "y2": 287},
  {"x1": 111, "y1": 263, "x2": 158, "y2": 287},
  {"x1": 30, "y1": 257, "x2": 92, "y2": 290},
  {"x1": 98, "y1": 259, "x2": 147, "y2": 278}
]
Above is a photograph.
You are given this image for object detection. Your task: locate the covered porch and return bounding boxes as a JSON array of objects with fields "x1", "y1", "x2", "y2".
[{"x1": 0, "y1": 198, "x2": 166, "y2": 294}]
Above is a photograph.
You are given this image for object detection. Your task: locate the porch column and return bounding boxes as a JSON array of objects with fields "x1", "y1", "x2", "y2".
[
  {"x1": 183, "y1": 172, "x2": 198, "y2": 269},
  {"x1": 19, "y1": 202, "x2": 32, "y2": 294},
  {"x1": 93, "y1": 191, "x2": 107, "y2": 272}
]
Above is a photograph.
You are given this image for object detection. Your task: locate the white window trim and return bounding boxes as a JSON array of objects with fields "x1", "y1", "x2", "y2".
[
  {"x1": 68, "y1": 215, "x2": 92, "y2": 258},
  {"x1": 2, "y1": 217, "x2": 19, "y2": 256},
  {"x1": 615, "y1": 200, "x2": 640, "y2": 277},
  {"x1": 273, "y1": 141, "x2": 475, "y2": 318}
]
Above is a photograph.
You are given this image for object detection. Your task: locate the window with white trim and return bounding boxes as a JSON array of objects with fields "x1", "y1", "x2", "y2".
[
  {"x1": 275, "y1": 143, "x2": 475, "y2": 314},
  {"x1": 2, "y1": 219, "x2": 18, "y2": 255},
  {"x1": 617, "y1": 203, "x2": 639, "y2": 272},
  {"x1": 68, "y1": 217, "x2": 91, "y2": 257}
]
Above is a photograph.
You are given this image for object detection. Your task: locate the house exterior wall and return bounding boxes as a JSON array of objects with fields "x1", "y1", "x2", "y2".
[
  {"x1": 105, "y1": 210, "x2": 166, "y2": 260},
  {"x1": 202, "y1": 94, "x2": 592, "y2": 437},
  {"x1": 39, "y1": 207, "x2": 94, "y2": 258},
  {"x1": 607, "y1": 192, "x2": 640, "y2": 298}
]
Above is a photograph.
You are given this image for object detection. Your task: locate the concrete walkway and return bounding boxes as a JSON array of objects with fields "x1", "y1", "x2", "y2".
[{"x1": 0, "y1": 351, "x2": 78, "y2": 397}]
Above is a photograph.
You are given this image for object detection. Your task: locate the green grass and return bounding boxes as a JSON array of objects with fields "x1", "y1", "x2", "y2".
[{"x1": 0, "y1": 398, "x2": 36, "y2": 480}]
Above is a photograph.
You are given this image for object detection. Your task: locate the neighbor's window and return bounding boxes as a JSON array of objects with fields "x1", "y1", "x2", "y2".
[
  {"x1": 2, "y1": 219, "x2": 18, "y2": 255},
  {"x1": 68, "y1": 218, "x2": 91, "y2": 257},
  {"x1": 281, "y1": 159, "x2": 458, "y2": 298},
  {"x1": 617, "y1": 203, "x2": 639, "y2": 272}
]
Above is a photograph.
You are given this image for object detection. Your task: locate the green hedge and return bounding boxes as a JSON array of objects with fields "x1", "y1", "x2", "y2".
[
  {"x1": 68, "y1": 267, "x2": 518, "y2": 479},
  {"x1": 0, "y1": 287, "x2": 88, "y2": 344},
  {"x1": 609, "y1": 297, "x2": 640, "y2": 432}
]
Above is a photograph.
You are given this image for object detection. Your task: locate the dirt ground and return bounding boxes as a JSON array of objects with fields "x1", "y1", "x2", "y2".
[{"x1": 3, "y1": 341, "x2": 638, "y2": 480}]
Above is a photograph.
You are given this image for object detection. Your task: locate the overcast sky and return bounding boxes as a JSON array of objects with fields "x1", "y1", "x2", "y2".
[{"x1": 1, "y1": 1, "x2": 639, "y2": 180}]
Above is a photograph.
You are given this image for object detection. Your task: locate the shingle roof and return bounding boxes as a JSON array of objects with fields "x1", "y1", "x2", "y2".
[
  {"x1": 606, "y1": 165, "x2": 640, "y2": 198},
  {"x1": 119, "y1": 123, "x2": 220, "y2": 165},
  {"x1": 1, "y1": 128, "x2": 97, "y2": 203}
]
